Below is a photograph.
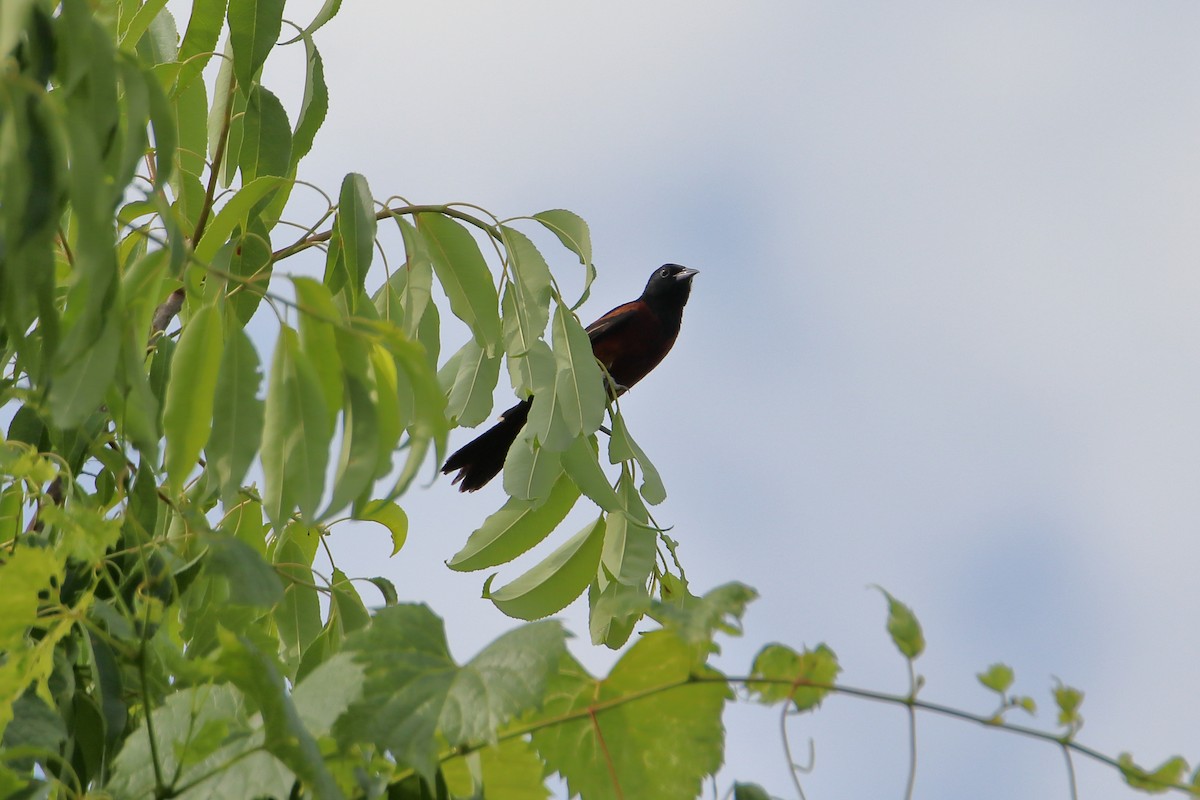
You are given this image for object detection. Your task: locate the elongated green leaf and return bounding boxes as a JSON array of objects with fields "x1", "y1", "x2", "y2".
[
  {"x1": 206, "y1": 38, "x2": 235, "y2": 163},
  {"x1": 367, "y1": 342, "x2": 404, "y2": 474},
  {"x1": 292, "y1": 277, "x2": 342, "y2": 423},
  {"x1": 389, "y1": 217, "x2": 435, "y2": 337},
  {"x1": 118, "y1": 0, "x2": 168, "y2": 52},
  {"x1": 448, "y1": 475, "x2": 580, "y2": 572},
  {"x1": 322, "y1": 376, "x2": 378, "y2": 519},
  {"x1": 194, "y1": 176, "x2": 284, "y2": 262},
  {"x1": 608, "y1": 412, "x2": 667, "y2": 504},
  {"x1": 144, "y1": 63, "x2": 177, "y2": 189},
  {"x1": 531, "y1": 209, "x2": 592, "y2": 267},
  {"x1": 560, "y1": 435, "x2": 621, "y2": 511},
  {"x1": 49, "y1": 316, "x2": 121, "y2": 429},
  {"x1": 281, "y1": 0, "x2": 342, "y2": 43},
  {"x1": 228, "y1": 218, "x2": 273, "y2": 323},
  {"x1": 206, "y1": 328, "x2": 264, "y2": 504},
  {"x1": 176, "y1": 0, "x2": 227, "y2": 91},
  {"x1": 418, "y1": 212, "x2": 501, "y2": 355},
  {"x1": 500, "y1": 227, "x2": 553, "y2": 384},
  {"x1": 324, "y1": 172, "x2": 375, "y2": 303},
  {"x1": 261, "y1": 327, "x2": 332, "y2": 526},
  {"x1": 239, "y1": 84, "x2": 291, "y2": 181},
  {"x1": 551, "y1": 303, "x2": 604, "y2": 437},
  {"x1": 530, "y1": 633, "x2": 727, "y2": 800},
  {"x1": 227, "y1": 0, "x2": 284, "y2": 90},
  {"x1": 503, "y1": 436, "x2": 562, "y2": 503},
  {"x1": 445, "y1": 338, "x2": 501, "y2": 427},
  {"x1": 531, "y1": 209, "x2": 594, "y2": 306},
  {"x1": 291, "y1": 35, "x2": 328, "y2": 165},
  {"x1": 599, "y1": 510, "x2": 656, "y2": 587},
  {"x1": 485, "y1": 516, "x2": 605, "y2": 621},
  {"x1": 163, "y1": 303, "x2": 224, "y2": 491}
]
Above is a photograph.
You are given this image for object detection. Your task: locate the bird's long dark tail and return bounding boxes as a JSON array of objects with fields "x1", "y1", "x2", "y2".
[{"x1": 441, "y1": 398, "x2": 532, "y2": 491}]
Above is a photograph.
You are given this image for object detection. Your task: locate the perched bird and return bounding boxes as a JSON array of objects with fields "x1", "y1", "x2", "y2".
[{"x1": 442, "y1": 264, "x2": 699, "y2": 491}]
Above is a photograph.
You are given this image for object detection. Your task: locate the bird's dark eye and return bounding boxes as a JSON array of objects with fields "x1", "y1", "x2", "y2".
[{"x1": 659, "y1": 267, "x2": 670, "y2": 278}]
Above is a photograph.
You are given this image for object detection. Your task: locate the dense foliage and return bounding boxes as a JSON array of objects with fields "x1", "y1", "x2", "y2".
[{"x1": 0, "y1": 1, "x2": 1194, "y2": 798}]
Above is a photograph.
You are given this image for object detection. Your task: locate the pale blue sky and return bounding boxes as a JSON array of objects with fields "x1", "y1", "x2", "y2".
[{"x1": 257, "y1": 2, "x2": 1200, "y2": 797}]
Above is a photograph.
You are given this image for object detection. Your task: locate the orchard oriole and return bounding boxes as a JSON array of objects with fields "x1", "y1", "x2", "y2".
[{"x1": 442, "y1": 264, "x2": 698, "y2": 491}]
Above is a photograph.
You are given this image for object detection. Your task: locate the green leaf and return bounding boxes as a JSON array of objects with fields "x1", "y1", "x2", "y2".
[
  {"x1": 202, "y1": 530, "x2": 283, "y2": 606},
  {"x1": 261, "y1": 327, "x2": 332, "y2": 526},
  {"x1": 48, "y1": 317, "x2": 120, "y2": 429},
  {"x1": 608, "y1": 413, "x2": 667, "y2": 504},
  {"x1": 291, "y1": 35, "x2": 328, "y2": 165},
  {"x1": 502, "y1": 436, "x2": 562, "y2": 504},
  {"x1": 650, "y1": 581, "x2": 758, "y2": 658},
  {"x1": 224, "y1": 220, "x2": 273, "y2": 326},
  {"x1": 338, "y1": 606, "x2": 566, "y2": 782},
  {"x1": 292, "y1": 277, "x2": 343, "y2": 422},
  {"x1": 560, "y1": 435, "x2": 620, "y2": 511},
  {"x1": 551, "y1": 304, "x2": 604, "y2": 437},
  {"x1": 748, "y1": 643, "x2": 841, "y2": 712},
  {"x1": 499, "y1": 227, "x2": 553, "y2": 392},
  {"x1": 521, "y1": 341, "x2": 571, "y2": 451},
  {"x1": 588, "y1": 578, "x2": 649, "y2": 649},
  {"x1": 599, "y1": 510, "x2": 656, "y2": 587},
  {"x1": 447, "y1": 474, "x2": 581, "y2": 571},
  {"x1": 292, "y1": 652, "x2": 366, "y2": 739},
  {"x1": 206, "y1": 328, "x2": 264, "y2": 505},
  {"x1": 216, "y1": 631, "x2": 345, "y2": 800},
  {"x1": 379, "y1": 217, "x2": 435, "y2": 338},
  {"x1": 325, "y1": 173, "x2": 375, "y2": 303},
  {"x1": 733, "y1": 783, "x2": 773, "y2": 800},
  {"x1": 239, "y1": 84, "x2": 291, "y2": 181},
  {"x1": 354, "y1": 499, "x2": 408, "y2": 557},
  {"x1": 1118, "y1": 753, "x2": 1189, "y2": 794},
  {"x1": 176, "y1": 0, "x2": 227, "y2": 91},
  {"x1": 977, "y1": 663, "x2": 1014, "y2": 695},
  {"x1": 874, "y1": 586, "x2": 925, "y2": 660},
  {"x1": 227, "y1": 0, "x2": 284, "y2": 90},
  {"x1": 118, "y1": 0, "x2": 169, "y2": 52},
  {"x1": 367, "y1": 342, "x2": 404, "y2": 474},
  {"x1": 108, "y1": 685, "x2": 293, "y2": 800},
  {"x1": 445, "y1": 338, "x2": 501, "y2": 428},
  {"x1": 367, "y1": 576, "x2": 398, "y2": 606},
  {"x1": 418, "y1": 212, "x2": 501, "y2": 356},
  {"x1": 0, "y1": 548, "x2": 62, "y2": 706},
  {"x1": 531, "y1": 633, "x2": 727, "y2": 800},
  {"x1": 194, "y1": 175, "x2": 284, "y2": 263},
  {"x1": 163, "y1": 302, "x2": 224, "y2": 492},
  {"x1": 442, "y1": 736, "x2": 551, "y2": 800},
  {"x1": 485, "y1": 516, "x2": 606, "y2": 621},
  {"x1": 1053, "y1": 679, "x2": 1084, "y2": 730},
  {"x1": 281, "y1": 0, "x2": 343, "y2": 43},
  {"x1": 531, "y1": 209, "x2": 594, "y2": 306},
  {"x1": 322, "y1": 376, "x2": 379, "y2": 519},
  {"x1": 273, "y1": 528, "x2": 323, "y2": 672},
  {"x1": 531, "y1": 209, "x2": 592, "y2": 267}
]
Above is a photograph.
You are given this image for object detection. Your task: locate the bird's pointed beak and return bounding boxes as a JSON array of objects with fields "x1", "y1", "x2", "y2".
[{"x1": 674, "y1": 267, "x2": 699, "y2": 281}]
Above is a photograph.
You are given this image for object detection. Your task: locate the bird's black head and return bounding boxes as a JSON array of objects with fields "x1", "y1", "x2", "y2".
[{"x1": 641, "y1": 264, "x2": 698, "y2": 308}]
